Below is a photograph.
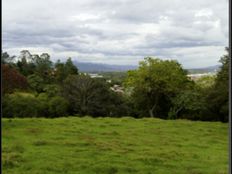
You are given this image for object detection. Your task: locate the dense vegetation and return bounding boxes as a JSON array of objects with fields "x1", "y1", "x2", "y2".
[
  {"x1": 1, "y1": 48, "x2": 229, "y2": 122},
  {"x1": 2, "y1": 117, "x2": 228, "y2": 174}
]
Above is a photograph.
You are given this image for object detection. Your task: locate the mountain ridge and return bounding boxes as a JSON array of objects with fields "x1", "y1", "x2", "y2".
[{"x1": 73, "y1": 61, "x2": 220, "y2": 73}]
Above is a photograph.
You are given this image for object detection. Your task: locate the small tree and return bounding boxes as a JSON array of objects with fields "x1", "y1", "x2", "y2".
[{"x1": 2, "y1": 64, "x2": 28, "y2": 94}]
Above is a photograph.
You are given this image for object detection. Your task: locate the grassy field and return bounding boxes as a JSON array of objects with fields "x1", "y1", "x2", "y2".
[{"x1": 2, "y1": 117, "x2": 228, "y2": 174}]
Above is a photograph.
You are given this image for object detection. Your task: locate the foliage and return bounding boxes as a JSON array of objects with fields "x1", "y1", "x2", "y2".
[
  {"x1": 36, "y1": 93, "x2": 50, "y2": 117},
  {"x1": 1, "y1": 51, "x2": 16, "y2": 64},
  {"x1": 54, "y1": 58, "x2": 78, "y2": 83},
  {"x1": 2, "y1": 93, "x2": 40, "y2": 117},
  {"x1": 27, "y1": 74, "x2": 45, "y2": 93},
  {"x1": 34, "y1": 53, "x2": 53, "y2": 82},
  {"x1": 205, "y1": 48, "x2": 229, "y2": 122},
  {"x1": 48, "y1": 96, "x2": 69, "y2": 118},
  {"x1": 2, "y1": 64, "x2": 28, "y2": 94},
  {"x1": 168, "y1": 89, "x2": 206, "y2": 120},
  {"x1": 54, "y1": 60, "x2": 66, "y2": 82},
  {"x1": 195, "y1": 75, "x2": 216, "y2": 89},
  {"x1": 1, "y1": 49, "x2": 229, "y2": 121},
  {"x1": 125, "y1": 57, "x2": 192, "y2": 118},
  {"x1": 62, "y1": 74, "x2": 115, "y2": 116},
  {"x1": 43, "y1": 84, "x2": 61, "y2": 97},
  {"x1": 65, "y1": 57, "x2": 79, "y2": 75},
  {"x1": 16, "y1": 50, "x2": 36, "y2": 76},
  {"x1": 106, "y1": 91, "x2": 131, "y2": 117},
  {"x1": 2, "y1": 92, "x2": 68, "y2": 118}
]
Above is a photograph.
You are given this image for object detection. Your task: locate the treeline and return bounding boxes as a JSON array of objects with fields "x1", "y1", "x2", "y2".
[
  {"x1": 2, "y1": 50, "x2": 129, "y2": 118},
  {"x1": 1, "y1": 48, "x2": 229, "y2": 122}
]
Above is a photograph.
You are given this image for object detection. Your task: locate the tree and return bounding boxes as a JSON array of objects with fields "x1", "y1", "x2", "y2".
[
  {"x1": 16, "y1": 50, "x2": 36, "y2": 76},
  {"x1": 62, "y1": 74, "x2": 113, "y2": 116},
  {"x1": 195, "y1": 75, "x2": 216, "y2": 89},
  {"x1": 54, "y1": 58, "x2": 78, "y2": 83},
  {"x1": 2, "y1": 64, "x2": 28, "y2": 94},
  {"x1": 206, "y1": 48, "x2": 229, "y2": 122},
  {"x1": 1, "y1": 51, "x2": 16, "y2": 64},
  {"x1": 168, "y1": 89, "x2": 206, "y2": 120},
  {"x1": 54, "y1": 60, "x2": 66, "y2": 82},
  {"x1": 65, "y1": 57, "x2": 78, "y2": 75},
  {"x1": 34, "y1": 53, "x2": 53, "y2": 82},
  {"x1": 27, "y1": 74, "x2": 45, "y2": 93},
  {"x1": 125, "y1": 57, "x2": 192, "y2": 118}
]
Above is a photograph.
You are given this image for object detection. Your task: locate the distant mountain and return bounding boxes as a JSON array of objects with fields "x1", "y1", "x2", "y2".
[
  {"x1": 73, "y1": 60, "x2": 221, "y2": 74},
  {"x1": 73, "y1": 61, "x2": 137, "y2": 72},
  {"x1": 186, "y1": 65, "x2": 221, "y2": 74}
]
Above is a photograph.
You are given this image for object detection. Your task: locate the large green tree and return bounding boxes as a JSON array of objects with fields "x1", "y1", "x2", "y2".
[
  {"x1": 206, "y1": 47, "x2": 229, "y2": 122},
  {"x1": 54, "y1": 58, "x2": 78, "y2": 83},
  {"x1": 62, "y1": 74, "x2": 116, "y2": 116},
  {"x1": 34, "y1": 53, "x2": 53, "y2": 82},
  {"x1": 65, "y1": 57, "x2": 78, "y2": 75},
  {"x1": 16, "y1": 50, "x2": 36, "y2": 76},
  {"x1": 125, "y1": 57, "x2": 192, "y2": 118}
]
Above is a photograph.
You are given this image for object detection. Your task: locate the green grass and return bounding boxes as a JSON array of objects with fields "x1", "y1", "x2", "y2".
[{"x1": 2, "y1": 117, "x2": 228, "y2": 174}]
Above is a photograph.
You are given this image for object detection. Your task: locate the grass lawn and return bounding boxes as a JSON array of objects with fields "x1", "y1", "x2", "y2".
[{"x1": 2, "y1": 117, "x2": 229, "y2": 174}]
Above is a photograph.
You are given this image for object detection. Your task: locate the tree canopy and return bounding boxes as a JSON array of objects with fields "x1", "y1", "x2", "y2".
[{"x1": 125, "y1": 57, "x2": 193, "y2": 118}]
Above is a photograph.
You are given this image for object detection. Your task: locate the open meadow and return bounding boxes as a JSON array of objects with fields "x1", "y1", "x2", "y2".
[{"x1": 2, "y1": 117, "x2": 228, "y2": 174}]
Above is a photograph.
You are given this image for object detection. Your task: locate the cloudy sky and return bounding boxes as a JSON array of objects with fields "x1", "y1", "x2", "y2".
[{"x1": 2, "y1": 0, "x2": 229, "y2": 68}]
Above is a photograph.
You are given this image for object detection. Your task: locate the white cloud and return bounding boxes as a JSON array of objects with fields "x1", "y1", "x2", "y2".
[
  {"x1": 2, "y1": 0, "x2": 229, "y2": 68},
  {"x1": 195, "y1": 9, "x2": 213, "y2": 18}
]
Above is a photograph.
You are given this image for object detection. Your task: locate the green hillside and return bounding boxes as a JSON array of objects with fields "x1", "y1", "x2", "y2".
[{"x1": 2, "y1": 117, "x2": 228, "y2": 174}]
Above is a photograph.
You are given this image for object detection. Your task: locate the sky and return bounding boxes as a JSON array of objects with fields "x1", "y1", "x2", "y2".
[{"x1": 2, "y1": 0, "x2": 229, "y2": 68}]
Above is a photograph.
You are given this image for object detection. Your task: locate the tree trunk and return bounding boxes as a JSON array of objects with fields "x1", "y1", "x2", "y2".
[
  {"x1": 149, "y1": 109, "x2": 154, "y2": 117},
  {"x1": 149, "y1": 96, "x2": 158, "y2": 118},
  {"x1": 175, "y1": 106, "x2": 183, "y2": 115}
]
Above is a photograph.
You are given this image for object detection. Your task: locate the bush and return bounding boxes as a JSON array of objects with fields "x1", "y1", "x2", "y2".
[
  {"x1": 37, "y1": 93, "x2": 50, "y2": 117},
  {"x1": 43, "y1": 84, "x2": 60, "y2": 97},
  {"x1": 2, "y1": 93, "x2": 69, "y2": 118},
  {"x1": 2, "y1": 93, "x2": 40, "y2": 117},
  {"x1": 48, "y1": 96, "x2": 69, "y2": 118}
]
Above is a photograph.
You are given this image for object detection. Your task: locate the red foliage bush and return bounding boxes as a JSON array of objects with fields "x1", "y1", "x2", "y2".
[{"x1": 2, "y1": 64, "x2": 28, "y2": 94}]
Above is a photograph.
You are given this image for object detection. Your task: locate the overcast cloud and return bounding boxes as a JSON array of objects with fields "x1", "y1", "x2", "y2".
[{"x1": 2, "y1": 0, "x2": 229, "y2": 68}]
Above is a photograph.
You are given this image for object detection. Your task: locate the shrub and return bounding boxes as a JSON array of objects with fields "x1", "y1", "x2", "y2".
[
  {"x1": 2, "y1": 93, "x2": 40, "y2": 118},
  {"x1": 48, "y1": 96, "x2": 69, "y2": 118},
  {"x1": 37, "y1": 93, "x2": 50, "y2": 117},
  {"x1": 43, "y1": 84, "x2": 60, "y2": 97}
]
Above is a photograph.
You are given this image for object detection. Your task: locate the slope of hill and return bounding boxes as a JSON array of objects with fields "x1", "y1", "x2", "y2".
[{"x1": 2, "y1": 117, "x2": 228, "y2": 174}]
